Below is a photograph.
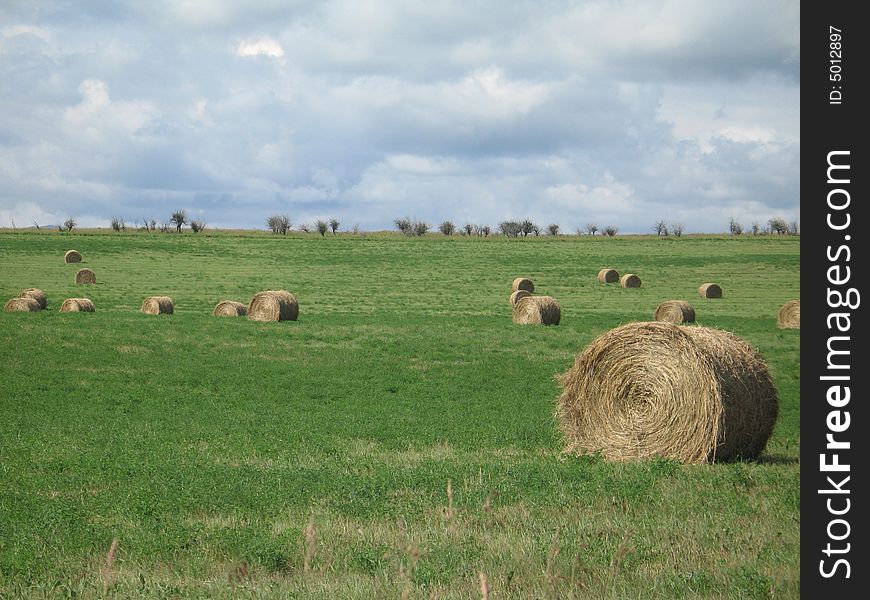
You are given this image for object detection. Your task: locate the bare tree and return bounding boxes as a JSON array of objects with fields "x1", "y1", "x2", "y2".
[
  {"x1": 329, "y1": 218, "x2": 340, "y2": 235},
  {"x1": 671, "y1": 223, "x2": 684, "y2": 237},
  {"x1": 315, "y1": 219, "x2": 328, "y2": 236},
  {"x1": 394, "y1": 217, "x2": 413, "y2": 235},
  {"x1": 603, "y1": 225, "x2": 618, "y2": 237},
  {"x1": 351, "y1": 224, "x2": 360, "y2": 235},
  {"x1": 520, "y1": 219, "x2": 535, "y2": 237},
  {"x1": 547, "y1": 223, "x2": 560, "y2": 236},
  {"x1": 439, "y1": 221, "x2": 455, "y2": 236},
  {"x1": 170, "y1": 210, "x2": 187, "y2": 233},
  {"x1": 413, "y1": 220, "x2": 429, "y2": 236},
  {"x1": 751, "y1": 221, "x2": 760, "y2": 236},
  {"x1": 63, "y1": 217, "x2": 76, "y2": 232},
  {"x1": 299, "y1": 223, "x2": 311, "y2": 233},
  {"x1": 585, "y1": 223, "x2": 598, "y2": 236},
  {"x1": 768, "y1": 217, "x2": 789, "y2": 235},
  {"x1": 110, "y1": 217, "x2": 125, "y2": 232},
  {"x1": 729, "y1": 217, "x2": 743, "y2": 236},
  {"x1": 462, "y1": 223, "x2": 475, "y2": 236},
  {"x1": 190, "y1": 219, "x2": 206, "y2": 233},
  {"x1": 788, "y1": 221, "x2": 799, "y2": 235},
  {"x1": 653, "y1": 220, "x2": 669, "y2": 237},
  {"x1": 478, "y1": 225, "x2": 491, "y2": 237},
  {"x1": 499, "y1": 220, "x2": 522, "y2": 237}
]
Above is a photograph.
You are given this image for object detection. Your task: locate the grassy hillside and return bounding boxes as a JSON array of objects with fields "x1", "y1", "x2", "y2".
[{"x1": 0, "y1": 231, "x2": 799, "y2": 598}]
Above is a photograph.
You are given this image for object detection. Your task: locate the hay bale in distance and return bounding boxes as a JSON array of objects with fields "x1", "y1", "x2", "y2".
[
  {"x1": 556, "y1": 321, "x2": 778, "y2": 463},
  {"x1": 213, "y1": 300, "x2": 247, "y2": 317},
  {"x1": 777, "y1": 300, "x2": 800, "y2": 329},
  {"x1": 141, "y1": 296, "x2": 174, "y2": 315},
  {"x1": 512, "y1": 296, "x2": 561, "y2": 325},
  {"x1": 64, "y1": 250, "x2": 82, "y2": 263},
  {"x1": 18, "y1": 288, "x2": 46, "y2": 310},
  {"x1": 512, "y1": 277, "x2": 534, "y2": 293},
  {"x1": 4, "y1": 297, "x2": 41, "y2": 312},
  {"x1": 75, "y1": 268, "x2": 96, "y2": 284},
  {"x1": 248, "y1": 290, "x2": 299, "y2": 322},
  {"x1": 654, "y1": 300, "x2": 696, "y2": 324},
  {"x1": 597, "y1": 268, "x2": 619, "y2": 284},
  {"x1": 60, "y1": 298, "x2": 95, "y2": 312},
  {"x1": 619, "y1": 274, "x2": 641, "y2": 288},
  {"x1": 509, "y1": 289, "x2": 532, "y2": 307},
  {"x1": 698, "y1": 283, "x2": 723, "y2": 298}
]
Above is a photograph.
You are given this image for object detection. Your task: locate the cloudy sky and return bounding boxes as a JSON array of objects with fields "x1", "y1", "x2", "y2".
[{"x1": 0, "y1": 0, "x2": 799, "y2": 233}]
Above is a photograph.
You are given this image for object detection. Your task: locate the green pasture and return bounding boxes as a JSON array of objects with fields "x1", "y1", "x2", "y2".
[{"x1": 0, "y1": 231, "x2": 799, "y2": 598}]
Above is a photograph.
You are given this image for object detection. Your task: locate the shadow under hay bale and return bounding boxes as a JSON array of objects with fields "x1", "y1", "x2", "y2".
[
  {"x1": 75, "y1": 268, "x2": 96, "y2": 284},
  {"x1": 698, "y1": 283, "x2": 722, "y2": 298},
  {"x1": 213, "y1": 300, "x2": 247, "y2": 317},
  {"x1": 777, "y1": 300, "x2": 800, "y2": 329},
  {"x1": 556, "y1": 321, "x2": 778, "y2": 463},
  {"x1": 18, "y1": 288, "x2": 46, "y2": 310},
  {"x1": 141, "y1": 296, "x2": 174, "y2": 315},
  {"x1": 248, "y1": 290, "x2": 299, "y2": 322},
  {"x1": 4, "y1": 297, "x2": 41, "y2": 312},
  {"x1": 620, "y1": 273, "x2": 641, "y2": 288},
  {"x1": 509, "y1": 289, "x2": 532, "y2": 307},
  {"x1": 654, "y1": 300, "x2": 696, "y2": 324},
  {"x1": 512, "y1": 277, "x2": 534, "y2": 293},
  {"x1": 512, "y1": 296, "x2": 561, "y2": 325},
  {"x1": 64, "y1": 250, "x2": 82, "y2": 263},
  {"x1": 60, "y1": 298, "x2": 95, "y2": 312},
  {"x1": 597, "y1": 268, "x2": 619, "y2": 283}
]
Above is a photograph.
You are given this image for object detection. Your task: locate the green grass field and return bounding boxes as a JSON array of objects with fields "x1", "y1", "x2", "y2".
[{"x1": 0, "y1": 231, "x2": 799, "y2": 599}]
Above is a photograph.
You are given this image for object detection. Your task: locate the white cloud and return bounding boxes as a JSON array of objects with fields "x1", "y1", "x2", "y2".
[
  {"x1": 236, "y1": 36, "x2": 284, "y2": 58},
  {"x1": 0, "y1": 1, "x2": 799, "y2": 233}
]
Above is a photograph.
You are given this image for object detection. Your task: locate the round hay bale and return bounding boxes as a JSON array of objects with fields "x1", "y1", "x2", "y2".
[
  {"x1": 654, "y1": 300, "x2": 696, "y2": 324},
  {"x1": 75, "y1": 268, "x2": 96, "y2": 284},
  {"x1": 141, "y1": 296, "x2": 174, "y2": 315},
  {"x1": 698, "y1": 283, "x2": 722, "y2": 299},
  {"x1": 777, "y1": 300, "x2": 800, "y2": 329},
  {"x1": 512, "y1": 295, "x2": 561, "y2": 325},
  {"x1": 509, "y1": 289, "x2": 532, "y2": 307},
  {"x1": 4, "y1": 297, "x2": 40, "y2": 312},
  {"x1": 619, "y1": 273, "x2": 641, "y2": 288},
  {"x1": 248, "y1": 290, "x2": 299, "y2": 322},
  {"x1": 18, "y1": 288, "x2": 46, "y2": 310},
  {"x1": 213, "y1": 300, "x2": 247, "y2": 317},
  {"x1": 556, "y1": 321, "x2": 778, "y2": 463},
  {"x1": 60, "y1": 298, "x2": 95, "y2": 312},
  {"x1": 597, "y1": 268, "x2": 619, "y2": 284},
  {"x1": 512, "y1": 277, "x2": 534, "y2": 293},
  {"x1": 64, "y1": 249, "x2": 82, "y2": 263}
]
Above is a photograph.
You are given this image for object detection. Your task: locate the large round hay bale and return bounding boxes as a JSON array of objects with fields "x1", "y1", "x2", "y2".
[
  {"x1": 777, "y1": 300, "x2": 800, "y2": 329},
  {"x1": 597, "y1": 268, "x2": 619, "y2": 283},
  {"x1": 556, "y1": 321, "x2": 778, "y2": 463},
  {"x1": 213, "y1": 300, "x2": 247, "y2": 317},
  {"x1": 512, "y1": 296, "x2": 561, "y2": 325},
  {"x1": 64, "y1": 250, "x2": 82, "y2": 263},
  {"x1": 509, "y1": 289, "x2": 532, "y2": 307},
  {"x1": 512, "y1": 277, "x2": 534, "y2": 293},
  {"x1": 75, "y1": 268, "x2": 96, "y2": 284},
  {"x1": 60, "y1": 298, "x2": 95, "y2": 312},
  {"x1": 4, "y1": 297, "x2": 40, "y2": 312},
  {"x1": 141, "y1": 296, "x2": 174, "y2": 315},
  {"x1": 248, "y1": 290, "x2": 299, "y2": 322},
  {"x1": 18, "y1": 288, "x2": 46, "y2": 310},
  {"x1": 619, "y1": 273, "x2": 641, "y2": 288},
  {"x1": 698, "y1": 283, "x2": 722, "y2": 298},
  {"x1": 654, "y1": 300, "x2": 696, "y2": 324}
]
